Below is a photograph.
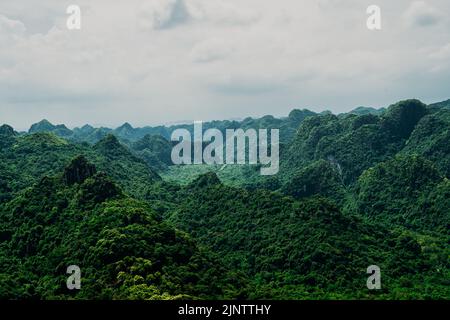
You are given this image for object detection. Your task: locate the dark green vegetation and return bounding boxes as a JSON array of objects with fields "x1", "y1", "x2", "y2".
[
  {"x1": 0, "y1": 99, "x2": 449, "y2": 300},
  {"x1": 0, "y1": 158, "x2": 242, "y2": 299}
]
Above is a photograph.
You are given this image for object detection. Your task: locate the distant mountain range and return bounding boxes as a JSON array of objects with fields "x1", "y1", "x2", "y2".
[
  {"x1": 22, "y1": 106, "x2": 393, "y2": 144},
  {"x1": 22, "y1": 100, "x2": 450, "y2": 145}
]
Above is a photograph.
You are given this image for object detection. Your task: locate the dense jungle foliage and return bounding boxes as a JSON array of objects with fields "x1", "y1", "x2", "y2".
[{"x1": 0, "y1": 99, "x2": 448, "y2": 300}]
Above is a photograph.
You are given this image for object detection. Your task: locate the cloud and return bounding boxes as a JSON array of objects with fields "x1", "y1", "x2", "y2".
[
  {"x1": 210, "y1": 74, "x2": 285, "y2": 95},
  {"x1": 0, "y1": 14, "x2": 26, "y2": 47},
  {"x1": 429, "y1": 42, "x2": 450, "y2": 59},
  {"x1": 0, "y1": 14, "x2": 26, "y2": 34},
  {"x1": 428, "y1": 42, "x2": 450, "y2": 73},
  {"x1": 188, "y1": 0, "x2": 259, "y2": 26},
  {"x1": 403, "y1": 1, "x2": 443, "y2": 27},
  {"x1": 0, "y1": 0, "x2": 450, "y2": 129},
  {"x1": 135, "y1": 0, "x2": 260, "y2": 31},
  {"x1": 190, "y1": 38, "x2": 233, "y2": 63},
  {"x1": 137, "y1": 0, "x2": 190, "y2": 30}
]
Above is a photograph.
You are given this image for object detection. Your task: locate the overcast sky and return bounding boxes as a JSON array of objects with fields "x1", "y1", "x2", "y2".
[{"x1": 1, "y1": 0, "x2": 449, "y2": 130}]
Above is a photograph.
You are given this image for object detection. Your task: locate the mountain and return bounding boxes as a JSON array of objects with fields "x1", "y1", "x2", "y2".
[
  {"x1": 72, "y1": 124, "x2": 95, "y2": 136},
  {"x1": 237, "y1": 109, "x2": 317, "y2": 143},
  {"x1": 114, "y1": 122, "x2": 135, "y2": 140},
  {"x1": 94, "y1": 134, "x2": 134, "y2": 158},
  {"x1": 27, "y1": 109, "x2": 317, "y2": 145},
  {"x1": 0, "y1": 124, "x2": 18, "y2": 150},
  {"x1": 131, "y1": 134, "x2": 174, "y2": 170},
  {"x1": 380, "y1": 99, "x2": 427, "y2": 139},
  {"x1": 349, "y1": 106, "x2": 386, "y2": 116},
  {"x1": 29, "y1": 119, "x2": 73, "y2": 137},
  {"x1": 281, "y1": 99, "x2": 429, "y2": 184},
  {"x1": 0, "y1": 158, "x2": 242, "y2": 299},
  {"x1": 281, "y1": 159, "x2": 346, "y2": 204},
  {"x1": 0, "y1": 124, "x2": 16, "y2": 136},
  {"x1": 428, "y1": 99, "x2": 450, "y2": 110},
  {"x1": 92, "y1": 134, "x2": 161, "y2": 197},
  {"x1": 62, "y1": 155, "x2": 97, "y2": 185},
  {"x1": 0, "y1": 132, "x2": 159, "y2": 199},
  {"x1": 168, "y1": 173, "x2": 448, "y2": 299},
  {"x1": 401, "y1": 109, "x2": 450, "y2": 177},
  {"x1": 355, "y1": 154, "x2": 448, "y2": 231},
  {"x1": 28, "y1": 119, "x2": 55, "y2": 133},
  {"x1": 77, "y1": 127, "x2": 112, "y2": 144}
]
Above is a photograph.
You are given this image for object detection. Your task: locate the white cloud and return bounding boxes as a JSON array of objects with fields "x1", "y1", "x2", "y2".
[
  {"x1": 428, "y1": 42, "x2": 450, "y2": 73},
  {"x1": 0, "y1": 14, "x2": 26, "y2": 34},
  {"x1": 137, "y1": 0, "x2": 190, "y2": 30},
  {"x1": 190, "y1": 38, "x2": 233, "y2": 63},
  {"x1": 210, "y1": 74, "x2": 286, "y2": 95},
  {"x1": 403, "y1": 1, "x2": 443, "y2": 27},
  {"x1": 188, "y1": 0, "x2": 260, "y2": 26},
  {"x1": 0, "y1": 14, "x2": 26, "y2": 47}
]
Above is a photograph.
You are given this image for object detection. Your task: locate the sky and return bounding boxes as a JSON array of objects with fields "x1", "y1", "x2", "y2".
[{"x1": 0, "y1": 0, "x2": 449, "y2": 130}]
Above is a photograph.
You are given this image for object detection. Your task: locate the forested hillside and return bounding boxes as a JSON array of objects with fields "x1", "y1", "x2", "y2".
[
  {"x1": 0, "y1": 99, "x2": 448, "y2": 300},
  {"x1": 0, "y1": 158, "x2": 243, "y2": 299}
]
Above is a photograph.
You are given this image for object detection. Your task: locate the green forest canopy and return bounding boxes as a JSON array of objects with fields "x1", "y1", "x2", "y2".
[{"x1": 0, "y1": 99, "x2": 449, "y2": 300}]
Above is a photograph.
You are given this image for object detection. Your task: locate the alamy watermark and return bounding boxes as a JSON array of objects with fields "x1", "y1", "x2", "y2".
[
  {"x1": 66, "y1": 265, "x2": 81, "y2": 290},
  {"x1": 65, "y1": 5, "x2": 382, "y2": 31},
  {"x1": 367, "y1": 5, "x2": 382, "y2": 30},
  {"x1": 367, "y1": 265, "x2": 381, "y2": 290},
  {"x1": 66, "y1": 5, "x2": 81, "y2": 30},
  {"x1": 171, "y1": 121, "x2": 279, "y2": 175}
]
